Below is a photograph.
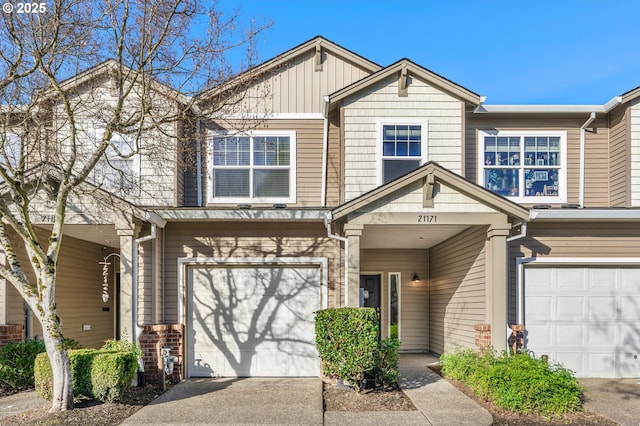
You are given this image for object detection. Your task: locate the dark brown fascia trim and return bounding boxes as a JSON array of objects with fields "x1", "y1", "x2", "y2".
[
  {"x1": 332, "y1": 162, "x2": 529, "y2": 222},
  {"x1": 329, "y1": 59, "x2": 481, "y2": 107}
]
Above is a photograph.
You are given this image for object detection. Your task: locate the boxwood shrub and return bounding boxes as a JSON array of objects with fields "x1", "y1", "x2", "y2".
[
  {"x1": 440, "y1": 348, "x2": 583, "y2": 416},
  {"x1": 315, "y1": 307, "x2": 401, "y2": 391},
  {"x1": 35, "y1": 343, "x2": 138, "y2": 403},
  {"x1": 0, "y1": 339, "x2": 46, "y2": 391}
]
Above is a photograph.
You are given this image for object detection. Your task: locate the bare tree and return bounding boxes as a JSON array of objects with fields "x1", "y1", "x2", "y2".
[{"x1": 0, "y1": 0, "x2": 269, "y2": 411}]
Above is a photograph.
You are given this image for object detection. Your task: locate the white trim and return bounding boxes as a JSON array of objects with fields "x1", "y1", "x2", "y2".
[
  {"x1": 529, "y1": 209, "x2": 640, "y2": 221},
  {"x1": 388, "y1": 272, "x2": 401, "y2": 340},
  {"x1": 177, "y1": 256, "x2": 329, "y2": 328},
  {"x1": 376, "y1": 119, "x2": 429, "y2": 186},
  {"x1": 516, "y1": 256, "x2": 640, "y2": 325},
  {"x1": 209, "y1": 113, "x2": 324, "y2": 120},
  {"x1": 478, "y1": 130, "x2": 567, "y2": 204},
  {"x1": 155, "y1": 208, "x2": 328, "y2": 222},
  {"x1": 207, "y1": 130, "x2": 297, "y2": 204},
  {"x1": 474, "y1": 97, "x2": 621, "y2": 114}
]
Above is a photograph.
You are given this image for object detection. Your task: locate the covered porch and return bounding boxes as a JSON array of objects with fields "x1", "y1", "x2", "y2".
[{"x1": 331, "y1": 163, "x2": 529, "y2": 353}]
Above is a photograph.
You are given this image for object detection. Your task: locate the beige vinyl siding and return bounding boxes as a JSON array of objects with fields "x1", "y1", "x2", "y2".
[
  {"x1": 343, "y1": 74, "x2": 464, "y2": 201},
  {"x1": 205, "y1": 119, "x2": 325, "y2": 207},
  {"x1": 465, "y1": 114, "x2": 611, "y2": 207},
  {"x1": 630, "y1": 99, "x2": 640, "y2": 206},
  {"x1": 360, "y1": 249, "x2": 429, "y2": 351},
  {"x1": 507, "y1": 222, "x2": 640, "y2": 324},
  {"x1": 429, "y1": 226, "x2": 486, "y2": 355},
  {"x1": 234, "y1": 49, "x2": 373, "y2": 115},
  {"x1": 4, "y1": 228, "x2": 116, "y2": 348},
  {"x1": 162, "y1": 222, "x2": 340, "y2": 323},
  {"x1": 609, "y1": 105, "x2": 629, "y2": 206},
  {"x1": 326, "y1": 110, "x2": 341, "y2": 207}
]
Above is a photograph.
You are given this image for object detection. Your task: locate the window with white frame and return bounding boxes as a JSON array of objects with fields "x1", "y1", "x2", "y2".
[
  {"x1": 92, "y1": 125, "x2": 140, "y2": 195},
  {"x1": 210, "y1": 131, "x2": 296, "y2": 202},
  {"x1": 479, "y1": 131, "x2": 566, "y2": 202},
  {"x1": 1, "y1": 131, "x2": 21, "y2": 176},
  {"x1": 380, "y1": 122, "x2": 427, "y2": 184}
]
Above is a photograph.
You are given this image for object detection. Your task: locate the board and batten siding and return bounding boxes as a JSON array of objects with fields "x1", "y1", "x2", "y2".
[
  {"x1": 203, "y1": 119, "x2": 325, "y2": 207},
  {"x1": 609, "y1": 105, "x2": 629, "y2": 207},
  {"x1": 429, "y1": 226, "x2": 487, "y2": 355},
  {"x1": 630, "y1": 99, "x2": 640, "y2": 206},
  {"x1": 233, "y1": 49, "x2": 373, "y2": 115},
  {"x1": 360, "y1": 249, "x2": 429, "y2": 351},
  {"x1": 465, "y1": 115, "x2": 611, "y2": 207},
  {"x1": 3, "y1": 228, "x2": 116, "y2": 348},
  {"x1": 507, "y1": 222, "x2": 640, "y2": 325},
  {"x1": 343, "y1": 75, "x2": 464, "y2": 202},
  {"x1": 162, "y1": 222, "x2": 341, "y2": 323}
]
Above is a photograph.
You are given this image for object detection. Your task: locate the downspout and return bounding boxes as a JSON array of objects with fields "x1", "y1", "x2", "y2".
[
  {"x1": 579, "y1": 112, "x2": 597, "y2": 208},
  {"x1": 321, "y1": 96, "x2": 329, "y2": 207},
  {"x1": 324, "y1": 212, "x2": 349, "y2": 306}
]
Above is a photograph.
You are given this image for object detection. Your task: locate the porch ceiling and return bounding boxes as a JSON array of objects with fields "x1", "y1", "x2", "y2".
[
  {"x1": 38, "y1": 224, "x2": 120, "y2": 248},
  {"x1": 360, "y1": 224, "x2": 469, "y2": 249}
]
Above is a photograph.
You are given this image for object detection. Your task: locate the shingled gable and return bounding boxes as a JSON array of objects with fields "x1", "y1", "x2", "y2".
[
  {"x1": 196, "y1": 35, "x2": 383, "y2": 104},
  {"x1": 332, "y1": 161, "x2": 529, "y2": 222},
  {"x1": 328, "y1": 58, "x2": 482, "y2": 107}
]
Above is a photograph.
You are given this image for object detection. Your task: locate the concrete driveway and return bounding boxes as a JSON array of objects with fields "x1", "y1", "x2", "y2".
[
  {"x1": 121, "y1": 377, "x2": 323, "y2": 425},
  {"x1": 580, "y1": 378, "x2": 640, "y2": 426}
]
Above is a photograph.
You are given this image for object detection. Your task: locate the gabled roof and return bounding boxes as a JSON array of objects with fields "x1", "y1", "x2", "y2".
[
  {"x1": 332, "y1": 162, "x2": 529, "y2": 222},
  {"x1": 329, "y1": 58, "x2": 482, "y2": 106},
  {"x1": 197, "y1": 36, "x2": 383, "y2": 104},
  {"x1": 44, "y1": 59, "x2": 188, "y2": 104},
  {"x1": 620, "y1": 85, "x2": 640, "y2": 104}
]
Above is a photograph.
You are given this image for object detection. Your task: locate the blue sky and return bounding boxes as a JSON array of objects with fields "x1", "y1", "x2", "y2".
[{"x1": 218, "y1": 0, "x2": 640, "y2": 105}]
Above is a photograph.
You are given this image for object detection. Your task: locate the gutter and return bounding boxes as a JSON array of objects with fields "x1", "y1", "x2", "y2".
[
  {"x1": 324, "y1": 212, "x2": 349, "y2": 306},
  {"x1": 579, "y1": 112, "x2": 597, "y2": 208},
  {"x1": 321, "y1": 96, "x2": 329, "y2": 207}
]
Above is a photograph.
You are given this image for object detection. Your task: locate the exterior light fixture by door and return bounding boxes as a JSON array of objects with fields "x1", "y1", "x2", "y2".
[{"x1": 412, "y1": 273, "x2": 419, "y2": 282}]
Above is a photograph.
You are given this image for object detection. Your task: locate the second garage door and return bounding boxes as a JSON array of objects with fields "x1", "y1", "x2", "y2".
[
  {"x1": 188, "y1": 264, "x2": 321, "y2": 377},
  {"x1": 525, "y1": 266, "x2": 640, "y2": 377}
]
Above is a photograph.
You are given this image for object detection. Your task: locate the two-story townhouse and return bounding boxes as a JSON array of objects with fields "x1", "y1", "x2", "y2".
[{"x1": 1, "y1": 36, "x2": 638, "y2": 381}]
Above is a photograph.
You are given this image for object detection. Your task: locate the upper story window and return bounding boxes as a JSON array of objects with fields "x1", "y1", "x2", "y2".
[
  {"x1": 92, "y1": 125, "x2": 140, "y2": 195},
  {"x1": 379, "y1": 122, "x2": 428, "y2": 184},
  {"x1": 209, "y1": 131, "x2": 296, "y2": 203},
  {"x1": 479, "y1": 130, "x2": 566, "y2": 203}
]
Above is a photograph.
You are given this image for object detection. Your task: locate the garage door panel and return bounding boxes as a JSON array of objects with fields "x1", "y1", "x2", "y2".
[
  {"x1": 555, "y1": 297, "x2": 584, "y2": 320},
  {"x1": 189, "y1": 265, "x2": 321, "y2": 377},
  {"x1": 588, "y1": 297, "x2": 616, "y2": 321},
  {"x1": 525, "y1": 265, "x2": 640, "y2": 377}
]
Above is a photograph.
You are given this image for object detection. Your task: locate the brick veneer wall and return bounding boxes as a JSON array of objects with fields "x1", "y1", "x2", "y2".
[
  {"x1": 474, "y1": 323, "x2": 525, "y2": 353},
  {"x1": 0, "y1": 324, "x2": 24, "y2": 348},
  {"x1": 140, "y1": 324, "x2": 183, "y2": 384}
]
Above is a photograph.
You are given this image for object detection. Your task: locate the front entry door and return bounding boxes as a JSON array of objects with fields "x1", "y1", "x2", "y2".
[{"x1": 360, "y1": 275, "x2": 381, "y2": 337}]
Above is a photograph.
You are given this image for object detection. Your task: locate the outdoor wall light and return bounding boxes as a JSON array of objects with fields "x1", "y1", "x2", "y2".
[{"x1": 412, "y1": 273, "x2": 420, "y2": 282}]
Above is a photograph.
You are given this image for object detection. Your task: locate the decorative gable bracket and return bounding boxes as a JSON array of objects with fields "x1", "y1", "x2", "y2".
[
  {"x1": 398, "y1": 65, "x2": 408, "y2": 97},
  {"x1": 423, "y1": 172, "x2": 436, "y2": 208},
  {"x1": 314, "y1": 44, "x2": 323, "y2": 72}
]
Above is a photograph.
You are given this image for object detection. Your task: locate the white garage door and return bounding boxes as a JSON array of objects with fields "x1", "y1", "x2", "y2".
[
  {"x1": 188, "y1": 265, "x2": 320, "y2": 377},
  {"x1": 525, "y1": 266, "x2": 640, "y2": 377}
]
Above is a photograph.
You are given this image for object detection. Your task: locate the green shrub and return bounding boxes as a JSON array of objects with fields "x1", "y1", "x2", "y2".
[
  {"x1": 369, "y1": 337, "x2": 400, "y2": 389},
  {"x1": 440, "y1": 349, "x2": 583, "y2": 416},
  {"x1": 315, "y1": 307, "x2": 379, "y2": 391},
  {"x1": 0, "y1": 339, "x2": 46, "y2": 391},
  {"x1": 34, "y1": 343, "x2": 138, "y2": 403}
]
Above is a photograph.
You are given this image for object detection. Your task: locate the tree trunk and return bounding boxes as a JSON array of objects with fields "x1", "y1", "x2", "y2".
[{"x1": 43, "y1": 328, "x2": 74, "y2": 411}]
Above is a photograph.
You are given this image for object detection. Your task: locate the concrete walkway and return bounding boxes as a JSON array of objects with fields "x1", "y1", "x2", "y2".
[{"x1": 580, "y1": 378, "x2": 640, "y2": 426}]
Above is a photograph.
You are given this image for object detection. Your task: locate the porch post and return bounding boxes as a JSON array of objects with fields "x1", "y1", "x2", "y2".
[
  {"x1": 486, "y1": 225, "x2": 510, "y2": 351},
  {"x1": 117, "y1": 222, "x2": 136, "y2": 342},
  {"x1": 344, "y1": 224, "x2": 363, "y2": 308}
]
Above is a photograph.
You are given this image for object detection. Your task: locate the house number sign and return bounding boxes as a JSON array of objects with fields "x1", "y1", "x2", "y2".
[{"x1": 417, "y1": 215, "x2": 437, "y2": 223}]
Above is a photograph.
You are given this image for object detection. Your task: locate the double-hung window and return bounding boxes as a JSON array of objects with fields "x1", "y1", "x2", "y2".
[
  {"x1": 210, "y1": 131, "x2": 296, "y2": 203},
  {"x1": 92, "y1": 125, "x2": 140, "y2": 195},
  {"x1": 479, "y1": 130, "x2": 566, "y2": 202},
  {"x1": 379, "y1": 122, "x2": 427, "y2": 185}
]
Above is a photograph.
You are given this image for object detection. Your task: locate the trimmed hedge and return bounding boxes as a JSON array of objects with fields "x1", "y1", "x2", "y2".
[
  {"x1": 35, "y1": 345, "x2": 138, "y2": 403},
  {"x1": 0, "y1": 339, "x2": 46, "y2": 391},
  {"x1": 440, "y1": 348, "x2": 583, "y2": 416},
  {"x1": 315, "y1": 307, "x2": 401, "y2": 391}
]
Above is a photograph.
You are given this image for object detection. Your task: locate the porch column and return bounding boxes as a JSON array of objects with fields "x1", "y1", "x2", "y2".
[
  {"x1": 117, "y1": 223, "x2": 136, "y2": 342},
  {"x1": 486, "y1": 225, "x2": 510, "y2": 351},
  {"x1": 344, "y1": 224, "x2": 363, "y2": 308}
]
